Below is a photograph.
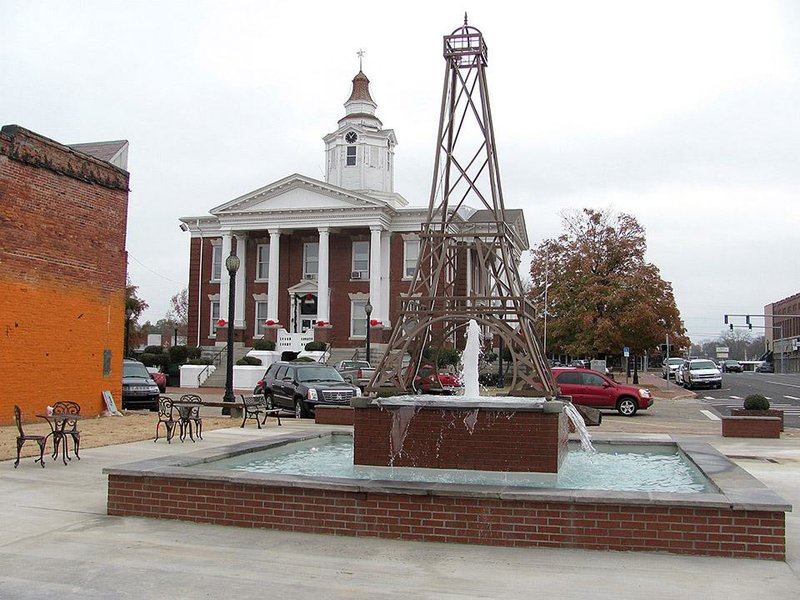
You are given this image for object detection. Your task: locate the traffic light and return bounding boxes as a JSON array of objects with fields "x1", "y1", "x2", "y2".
[
  {"x1": 724, "y1": 315, "x2": 729, "y2": 324},
  {"x1": 749, "y1": 323, "x2": 752, "y2": 330},
  {"x1": 730, "y1": 324, "x2": 734, "y2": 331},
  {"x1": 745, "y1": 315, "x2": 750, "y2": 325}
]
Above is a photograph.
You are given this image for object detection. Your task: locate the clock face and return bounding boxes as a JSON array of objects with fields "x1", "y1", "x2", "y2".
[{"x1": 345, "y1": 132, "x2": 358, "y2": 144}]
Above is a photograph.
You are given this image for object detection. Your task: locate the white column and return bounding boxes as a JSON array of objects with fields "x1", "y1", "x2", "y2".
[
  {"x1": 380, "y1": 231, "x2": 391, "y2": 324},
  {"x1": 268, "y1": 229, "x2": 281, "y2": 323},
  {"x1": 369, "y1": 226, "x2": 382, "y2": 322},
  {"x1": 317, "y1": 227, "x2": 330, "y2": 323},
  {"x1": 234, "y1": 234, "x2": 246, "y2": 328},
  {"x1": 219, "y1": 232, "x2": 233, "y2": 325}
]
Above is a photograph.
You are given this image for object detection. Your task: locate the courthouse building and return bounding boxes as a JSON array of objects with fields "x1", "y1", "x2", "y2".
[{"x1": 180, "y1": 69, "x2": 528, "y2": 351}]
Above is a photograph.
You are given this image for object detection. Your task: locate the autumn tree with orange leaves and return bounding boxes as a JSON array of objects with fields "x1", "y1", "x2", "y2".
[{"x1": 529, "y1": 208, "x2": 688, "y2": 359}]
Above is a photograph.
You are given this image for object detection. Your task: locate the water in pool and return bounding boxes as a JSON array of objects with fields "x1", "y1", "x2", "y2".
[{"x1": 198, "y1": 436, "x2": 712, "y2": 493}]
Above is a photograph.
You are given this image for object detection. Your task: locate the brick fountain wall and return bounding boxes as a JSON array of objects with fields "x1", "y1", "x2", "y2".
[
  {"x1": 352, "y1": 402, "x2": 568, "y2": 473},
  {"x1": 107, "y1": 475, "x2": 786, "y2": 560}
]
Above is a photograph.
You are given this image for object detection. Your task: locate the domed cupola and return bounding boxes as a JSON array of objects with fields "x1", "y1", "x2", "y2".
[
  {"x1": 323, "y1": 61, "x2": 398, "y2": 198},
  {"x1": 339, "y1": 70, "x2": 382, "y2": 130}
]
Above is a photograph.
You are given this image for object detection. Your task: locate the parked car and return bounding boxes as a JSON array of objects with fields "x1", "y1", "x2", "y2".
[
  {"x1": 146, "y1": 367, "x2": 167, "y2": 393},
  {"x1": 756, "y1": 362, "x2": 775, "y2": 373},
  {"x1": 333, "y1": 360, "x2": 375, "y2": 390},
  {"x1": 681, "y1": 359, "x2": 723, "y2": 390},
  {"x1": 122, "y1": 359, "x2": 160, "y2": 410},
  {"x1": 254, "y1": 361, "x2": 361, "y2": 418},
  {"x1": 662, "y1": 357, "x2": 685, "y2": 379},
  {"x1": 569, "y1": 359, "x2": 590, "y2": 369},
  {"x1": 405, "y1": 364, "x2": 463, "y2": 395},
  {"x1": 721, "y1": 360, "x2": 743, "y2": 373},
  {"x1": 552, "y1": 367, "x2": 653, "y2": 416}
]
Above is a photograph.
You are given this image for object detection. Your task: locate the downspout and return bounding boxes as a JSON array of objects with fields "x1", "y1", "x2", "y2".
[{"x1": 196, "y1": 219, "x2": 204, "y2": 348}]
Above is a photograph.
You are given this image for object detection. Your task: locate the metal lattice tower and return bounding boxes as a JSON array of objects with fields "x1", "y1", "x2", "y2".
[{"x1": 369, "y1": 18, "x2": 557, "y2": 398}]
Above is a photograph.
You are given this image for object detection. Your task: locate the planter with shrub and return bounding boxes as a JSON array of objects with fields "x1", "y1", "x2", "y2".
[{"x1": 730, "y1": 394, "x2": 784, "y2": 431}]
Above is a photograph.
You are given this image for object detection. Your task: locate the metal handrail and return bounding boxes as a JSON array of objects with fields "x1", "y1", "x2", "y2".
[{"x1": 197, "y1": 346, "x2": 226, "y2": 386}]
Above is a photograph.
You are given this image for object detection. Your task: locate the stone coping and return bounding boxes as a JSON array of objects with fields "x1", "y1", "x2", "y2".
[
  {"x1": 366, "y1": 396, "x2": 556, "y2": 411},
  {"x1": 103, "y1": 430, "x2": 791, "y2": 513}
]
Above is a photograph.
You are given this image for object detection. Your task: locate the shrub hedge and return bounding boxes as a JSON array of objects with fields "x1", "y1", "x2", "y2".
[
  {"x1": 237, "y1": 356, "x2": 262, "y2": 366},
  {"x1": 253, "y1": 339, "x2": 276, "y2": 351},
  {"x1": 743, "y1": 394, "x2": 770, "y2": 410}
]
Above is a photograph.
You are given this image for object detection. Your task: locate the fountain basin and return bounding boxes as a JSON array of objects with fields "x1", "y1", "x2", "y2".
[
  {"x1": 354, "y1": 396, "x2": 568, "y2": 473},
  {"x1": 104, "y1": 431, "x2": 791, "y2": 560}
]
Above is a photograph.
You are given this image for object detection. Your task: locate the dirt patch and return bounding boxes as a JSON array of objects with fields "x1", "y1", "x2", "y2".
[{"x1": 1, "y1": 412, "x2": 242, "y2": 463}]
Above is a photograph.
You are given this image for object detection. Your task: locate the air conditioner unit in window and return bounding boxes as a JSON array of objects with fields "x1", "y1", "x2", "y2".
[
  {"x1": 304, "y1": 274, "x2": 317, "y2": 280},
  {"x1": 351, "y1": 271, "x2": 362, "y2": 279}
]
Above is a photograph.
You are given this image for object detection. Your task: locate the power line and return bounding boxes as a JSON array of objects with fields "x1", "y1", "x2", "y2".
[{"x1": 128, "y1": 255, "x2": 185, "y2": 285}]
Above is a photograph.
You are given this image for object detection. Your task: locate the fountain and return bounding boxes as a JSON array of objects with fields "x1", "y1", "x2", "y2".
[
  {"x1": 103, "y1": 20, "x2": 790, "y2": 561},
  {"x1": 352, "y1": 319, "x2": 575, "y2": 474}
]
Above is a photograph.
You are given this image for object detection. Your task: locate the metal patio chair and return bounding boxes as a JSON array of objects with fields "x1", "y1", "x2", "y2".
[
  {"x1": 52, "y1": 401, "x2": 81, "y2": 460},
  {"x1": 154, "y1": 396, "x2": 177, "y2": 443},
  {"x1": 13, "y1": 405, "x2": 46, "y2": 468}
]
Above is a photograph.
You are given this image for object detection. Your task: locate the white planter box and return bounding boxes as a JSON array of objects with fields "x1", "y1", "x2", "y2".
[
  {"x1": 245, "y1": 350, "x2": 281, "y2": 369},
  {"x1": 180, "y1": 364, "x2": 215, "y2": 387},
  {"x1": 233, "y1": 365, "x2": 267, "y2": 391}
]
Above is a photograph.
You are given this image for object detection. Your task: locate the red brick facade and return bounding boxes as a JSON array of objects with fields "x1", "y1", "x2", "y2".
[
  {"x1": 107, "y1": 474, "x2": 786, "y2": 560},
  {"x1": 187, "y1": 229, "x2": 418, "y2": 348},
  {"x1": 0, "y1": 125, "x2": 129, "y2": 424},
  {"x1": 353, "y1": 405, "x2": 568, "y2": 473}
]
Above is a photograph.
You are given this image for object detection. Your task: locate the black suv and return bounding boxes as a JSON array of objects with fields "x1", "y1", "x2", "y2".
[
  {"x1": 122, "y1": 359, "x2": 160, "y2": 410},
  {"x1": 255, "y1": 361, "x2": 361, "y2": 418}
]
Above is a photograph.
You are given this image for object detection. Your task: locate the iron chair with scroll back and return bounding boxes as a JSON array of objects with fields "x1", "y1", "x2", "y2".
[
  {"x1": 178, "y1": 394, "x2": 203, "y2": 441},
  {"x1": 154, "y1": 396, "x2": 177, "y2": 443},
  {"x1": 51, "y1": 401, "x2": 81, "y2": 460},
  {"x1": 13, "y1": 405, "x2": 47, "y2": 468}
]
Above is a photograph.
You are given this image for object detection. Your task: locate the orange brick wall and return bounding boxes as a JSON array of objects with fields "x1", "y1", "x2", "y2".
[{"x1": 0, "y1": 125, "x2": 129, "y2": 424}]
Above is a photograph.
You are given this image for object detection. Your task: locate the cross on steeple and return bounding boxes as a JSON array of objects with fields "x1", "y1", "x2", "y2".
[{"x1": 357, "y1": 49, "x2": 365, "y2": 71}]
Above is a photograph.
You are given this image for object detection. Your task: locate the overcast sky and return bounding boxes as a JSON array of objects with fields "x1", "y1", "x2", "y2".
[{"x1": 3, "y1": 1, "x2": 798, "y2": 344}]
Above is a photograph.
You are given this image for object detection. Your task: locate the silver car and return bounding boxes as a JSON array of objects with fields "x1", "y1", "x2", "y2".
[
  {"x1": 674, "y1": 360, "x2": 689, "y2": 385},
  {"x1": 682, "y1": 359, "x2": 723, "y2": 390},
  {"x1": 662, "y1": 357, "x2": 685, "y2": 379}
]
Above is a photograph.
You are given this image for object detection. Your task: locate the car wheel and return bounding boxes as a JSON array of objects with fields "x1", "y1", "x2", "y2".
[
  {"x1": 294, "y1": 398, "x2": 308, "y2": 419},
  {"x1": 266, "y1": 393, "x2": 275, "y2": 410},
  {"x1": 715, "y1": 383, "x2": 722, "y2": 389},
  {"x1": 617, "y1": 397, "x2": 638, "y2": 417}
]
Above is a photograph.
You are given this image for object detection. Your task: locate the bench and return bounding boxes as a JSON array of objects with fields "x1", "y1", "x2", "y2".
[{"x1": 240, "y1": 394, "x2": 282, "y2": 429}]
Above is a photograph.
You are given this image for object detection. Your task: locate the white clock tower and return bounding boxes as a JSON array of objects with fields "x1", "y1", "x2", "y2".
[{"x1": 323, "y1": 65, "x2": 405, "y2": 207}]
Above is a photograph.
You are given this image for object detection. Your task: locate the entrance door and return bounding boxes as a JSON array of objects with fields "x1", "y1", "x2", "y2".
[{"x1": 295, "y1": 293, "x2": 318, "y2": 333}]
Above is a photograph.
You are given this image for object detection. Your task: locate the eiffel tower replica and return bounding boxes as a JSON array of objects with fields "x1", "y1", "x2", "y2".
[{"x1": 369, "y1": 17, "x2": 557, "y2": 398}]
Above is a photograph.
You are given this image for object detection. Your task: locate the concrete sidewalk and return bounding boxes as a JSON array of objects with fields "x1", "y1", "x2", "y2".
[{"x1": 1, "y1": 401, "x2": 799, "y2": 598}]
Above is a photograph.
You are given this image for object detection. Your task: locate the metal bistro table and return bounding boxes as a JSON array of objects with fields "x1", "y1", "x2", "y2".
[
  {"x1": 36, "y1": 413, "x2": 87, "y2": 465},
  {"x1": 169, "y1": 401, "x2": 205, "y2": 442}
]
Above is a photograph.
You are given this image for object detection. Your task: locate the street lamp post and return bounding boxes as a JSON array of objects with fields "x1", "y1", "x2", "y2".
[
  {"x1": 222, "y1": 253, "x2": 240, "y2": 411},
  {"x1": 364, "y1": 300, "x2": 373, "y2": 363},
  {"x1": 124, "y1": 308, "x2": 133, "y2": 357}
]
